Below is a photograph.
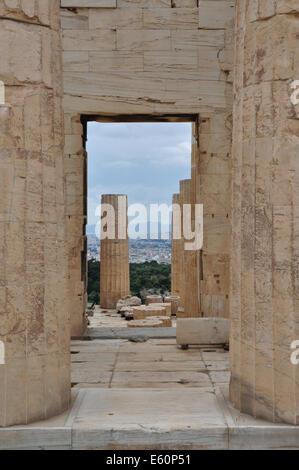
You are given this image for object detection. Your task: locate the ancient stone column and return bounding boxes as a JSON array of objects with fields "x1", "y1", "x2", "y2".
[
  {"x1": 230, "y1": 0, "x2": 299, "y2": 425},
  {"x1": 185, "y1": 123, "x2": 201, "y2": 318},
  {"x1": 100, "y1": 195, "x2": 130, "y2": 309},
  {"x1": 171, "y1": 194, "x2": 181, "y2": 298},
  {"x1": 176, "y1": 180, "x2": 190, "y2": 316},
  {"x1": 179, "y1": 179, "x2": 201, "y2": 318},
  {"x1": 0, "y1": 1, "x2": 70, "y2": 427},
  {"x1": 66, "y1": 121, "x2": 88, "y2": 338}
]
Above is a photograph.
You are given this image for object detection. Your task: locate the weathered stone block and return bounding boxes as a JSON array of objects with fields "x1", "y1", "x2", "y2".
[
  {"x1": 177, "y1": 318, "x2": 230, "y2": 345},
  {"x1": 133, "y1": 306, "x2": 167, "y2": 320},
  {"x1": 61, "y1": 0, "x2": 116, "y2": 7},
  {"x1": 63, "y1": 29, "x2": 116, "y2": 51},
  {"x1": 165, "y1": 296, "x2": 181, "y2": 315},
  {"x1": 145, "y1": 295, "x2": 163, "y2": 305}
]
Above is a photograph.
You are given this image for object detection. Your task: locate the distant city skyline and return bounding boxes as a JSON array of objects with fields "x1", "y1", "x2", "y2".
[
  {"x1": 86, "y1": 221, "x2": 172, "y2": 240},
  {"x1": 87, "y1": 122, "x2": 191, "y2": 236}
]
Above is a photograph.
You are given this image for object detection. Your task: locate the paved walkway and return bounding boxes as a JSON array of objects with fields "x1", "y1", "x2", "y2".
[
  {"x1": 71, "y1": 338, "x2": 230, "y2": 390},
  {"x1": 1, "y1": 336, "x2": 299, "y2": 449},
  {"x1": 89, "y1": 307, "x2": 127, "y2": 328}
]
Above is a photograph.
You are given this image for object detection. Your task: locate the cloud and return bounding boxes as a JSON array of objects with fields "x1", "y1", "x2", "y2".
[
  {"x1": 104, "y1": 160, "x2": 135, "y2": 168},
  {"x1": 87, "y1": 122, "x2": 191, "y2": 225}
]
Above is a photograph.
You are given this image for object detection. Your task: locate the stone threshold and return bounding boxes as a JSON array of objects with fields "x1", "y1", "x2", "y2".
[
  {"x1": 1, "y1": 388, "x2": 298, "y2": 450},
  {"x1": 77, "y1": 326, "x2": 177, "y2": 340}
]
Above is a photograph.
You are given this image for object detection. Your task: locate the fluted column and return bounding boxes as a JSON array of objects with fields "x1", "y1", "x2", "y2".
[
  {"x1": 177, "y1": 180, "x2": 190, "y2": 317},
  {"x1": 0, "y1": 1, "x2": 70, "y2": 427},
  {"x1": 230, "y1": 0, "x2": 299, "y2": 424},
  {"x1": 178, "y1": 179, "x2": 201, "y2": 318},
  {"x1": 184, "y1": 122, "x2": 201, "y2": 317},
  {"x1": 171, "y1": 194, "x2": 181, "y2": 297},
  {"x1": 100, "y1": 195, "x2": 130, "y2": 309}
]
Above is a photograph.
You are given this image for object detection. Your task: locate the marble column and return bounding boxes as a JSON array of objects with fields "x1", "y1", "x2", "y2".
[
  {"x1": 0, "y1": 1, "x2": 70, "y2": 427},
  {"x1": 177, "y1": 180, "x2": 190, "y2": 317},
  {"x1": 171, "y1": 193, "x2": 181, "y2": 298},
  {"x1": 230, "y1": 0, "x2": 299, "y2": 424},
  {"x1": 179, "y1": 178, "x2": 201, "y2": 318},
  {"x1": 100, "y1": 195, "x2": 130, "y2": 309}
]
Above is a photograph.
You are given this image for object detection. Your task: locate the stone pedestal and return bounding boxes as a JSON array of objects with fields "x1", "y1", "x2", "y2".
[
  {"x1": 100, "y1": 195, "x2": 130, "y2": 309},
  {"x1": 177, "y1": 318, "x2": 229, "y2": 346},
  {"x1": 230, "y1": 1, "x2": 299, "y2": 425}
]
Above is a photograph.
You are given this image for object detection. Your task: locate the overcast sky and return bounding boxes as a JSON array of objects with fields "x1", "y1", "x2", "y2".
[{"x1": 87, "y1": 122, "x2": 191, "y2": 234}]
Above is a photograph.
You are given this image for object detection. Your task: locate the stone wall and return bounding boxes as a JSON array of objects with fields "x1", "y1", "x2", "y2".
[
  {"x1": 61, "y1": 0, "x2": 235, "y2": 330},
  {"x1": 230, "y1": 0, "x2": 299, "y2": 424},
  {"x1": 0, "y1": 0, "x2": 70, "y2": 426},
  {"x1": 1, "y1": 0, "x2": 297, "y2": 429}
]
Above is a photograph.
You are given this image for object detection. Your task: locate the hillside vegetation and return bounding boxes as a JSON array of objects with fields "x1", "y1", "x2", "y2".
[{"x1": 87, "y1": 259, "x2": 171, "y2": 304}]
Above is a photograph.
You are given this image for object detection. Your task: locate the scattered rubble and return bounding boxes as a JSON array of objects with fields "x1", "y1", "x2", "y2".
[
  {"x1": 128, "y1": 319, "x2": 164, "y2": 328},
  {"x1": 145, "y1": 295, "x2": 163, "y2": 305},
  {"x1": 164, "y1": 296, "x2": 181, "y2": 315},
  {"x1": 133, "y1": 305, "x2": 169, "y2": 320},
  {"x1": 116, "y1": 296, "x2": 142, "y2": 312}
]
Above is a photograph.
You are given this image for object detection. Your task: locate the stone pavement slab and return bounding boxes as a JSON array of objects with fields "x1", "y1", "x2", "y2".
[
  {"x1": 114, "y1": 360, "x2": 206, "y2": 371},
  {"x1": 72, "y1": 364, "x2": 113, "y2": 385},
  {"x1": 71, "y1": 388, "x2": 228, "y2": 450},
  {"x1": 86, "y1": 327, "x2": 176, "y2": 339},
  {"x1": 111, "y1": 370, "x2": 212, "y2": 388},
  {"x1": 1, "y1": 339, "x2": 299, "y2": 449},
  {"x1": 117, "y1": 351, "x2": 205, "y2": 362}
]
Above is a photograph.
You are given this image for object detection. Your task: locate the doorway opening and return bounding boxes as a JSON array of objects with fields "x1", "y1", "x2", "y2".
[
  {"x1": 84, "y1": 116, "x2": 193, "y2": 330},
  {"x1": 70, "y1": 114, "x2": 230, "y2": 398}
]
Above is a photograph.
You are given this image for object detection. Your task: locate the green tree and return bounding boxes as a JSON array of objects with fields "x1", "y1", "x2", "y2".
[
  {"x1": 87, "y1": 259, "x2": 171, "y2": 304},
  {"x1": 87, "y1": 258, "x2": 100, "y2": 304}
]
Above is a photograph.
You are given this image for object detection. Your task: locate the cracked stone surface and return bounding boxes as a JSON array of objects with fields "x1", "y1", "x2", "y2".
[{"x1": 1, "y1": 337, "x2": 298, "y2": 449}]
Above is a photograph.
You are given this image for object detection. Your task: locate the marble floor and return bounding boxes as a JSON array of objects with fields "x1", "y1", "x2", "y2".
[
  {"x1": 1, "y1": 337, "x2": 298, "y2": 450},
  {"x1": 71, "y1": 338, "x2": 230, "y2": 390}
]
